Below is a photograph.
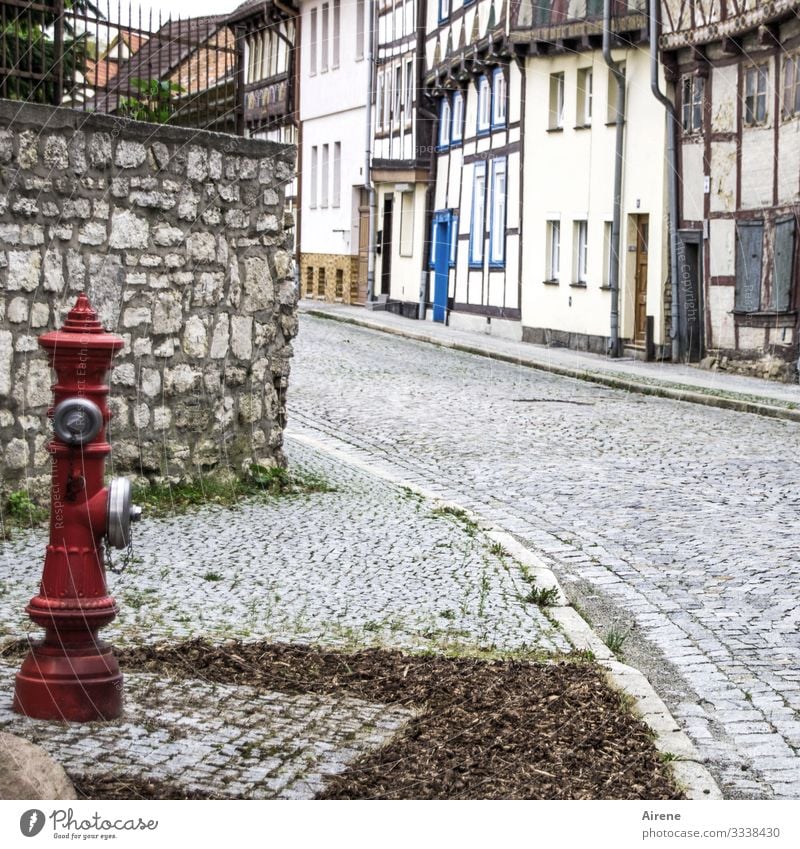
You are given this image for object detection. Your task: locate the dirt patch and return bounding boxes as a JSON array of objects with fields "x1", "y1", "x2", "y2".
[{"x1": 109, "y1": 639, "x2": 682, "y2": 800}]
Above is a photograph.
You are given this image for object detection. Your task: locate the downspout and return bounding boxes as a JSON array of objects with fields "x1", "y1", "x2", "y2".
[
  {"x1": 602, "y1": 0, "x2": 626, "y2": 358},
  {"x1": 418, "y1": 98, "x2": 438, "y2": 321},
  {"x1": 649, "y1": 0, "x2": 681, "y2": 363},
  {"x1": 365, "y1": 1, "x2": 377, "y2": 303}
]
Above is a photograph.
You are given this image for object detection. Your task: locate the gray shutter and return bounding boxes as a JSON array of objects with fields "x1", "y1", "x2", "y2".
[
  {"x1": 773, "y1": 218, "x2": 795, "y2": 312},
  {"x1": 735, "y1": 221, "x2": 763, "y2": 312}
]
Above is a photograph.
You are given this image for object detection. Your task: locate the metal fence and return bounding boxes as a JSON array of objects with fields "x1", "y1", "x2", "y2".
[{"x1": 0, "y1": 1, "x2": 244, "y2": 133}]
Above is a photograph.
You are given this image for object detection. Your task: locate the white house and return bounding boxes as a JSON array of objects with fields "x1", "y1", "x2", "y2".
[
  {"x1": 299, "y1": 0, "x2": 371, "y2": 304},
  {"x1": 371, "y1": 0, "x2": 433, "y2": 316},
  {"x1": 512, "y1": 1, "x2": 671, "y2": 358}
]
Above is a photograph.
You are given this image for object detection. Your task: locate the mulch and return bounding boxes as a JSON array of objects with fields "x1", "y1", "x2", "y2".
[{"x1": 69, "y1": 639, "x2": 683, "y2": 801}]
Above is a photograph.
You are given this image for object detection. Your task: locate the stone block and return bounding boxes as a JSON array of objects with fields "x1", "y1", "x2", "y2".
[
  {"x1": 115, "y1": 140, "x2": 147, "y2": 168},
  {"x1": 231, "y1": 315, "x2": 253, "y2": 360},
  {"x1": 242, "y1": 256, "x2": 274, "y2": 312},
  {"x1": 153, "y1": 292, "x2": 183, "y2": 334},
  {"x1": 44, "y1": 136, "x2": 69, "y2": 169},
  {"x1": 109, "y1": 210, "x2": 149, "y2": 250},
  {"x1": 0, "y1": 733, "x2": 76, "y2": 800},
  {"x1": 7, "y1": 251, "x2": 41, "y2": 292},
  {"x1": 209, "y1": 315, "x2": 230, "y2": 359}
]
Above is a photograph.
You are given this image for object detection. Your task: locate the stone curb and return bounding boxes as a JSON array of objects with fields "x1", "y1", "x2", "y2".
[
  {"x1": 285, "y1": 429, "x2": 724, "y2": 801},
  {"x1": 304, "y1": 309, "x2": 800, "y2": 425}
]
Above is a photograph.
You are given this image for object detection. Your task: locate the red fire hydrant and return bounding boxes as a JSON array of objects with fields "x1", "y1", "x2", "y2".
[{"x1": 13, "y1": 293, "x2": 141, "y2": 722}]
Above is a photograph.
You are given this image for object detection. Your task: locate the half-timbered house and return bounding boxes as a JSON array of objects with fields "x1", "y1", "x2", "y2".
[
  {"x1": 661, "y1": 0, "x2": 800, "y2": 379},
  {"x1": 423, "y1": 1, "x2": 523, "y2": 335}
]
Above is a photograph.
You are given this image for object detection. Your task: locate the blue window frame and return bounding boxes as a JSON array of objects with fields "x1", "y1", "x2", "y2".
[
  {"x1": 469, "y1": 162, "x2": 487, "y2": 266},
  {"x1": 450, "y1": 214, "x2": 458, "y2": 267},
  {"x1": 492, "y1": 68, "x2": 507, "y2": 128},
  {"x1": 438, "y1": 97, "x2": 451, "y2": 149},
  {"x1": 438, "y1": 0, "x2": 450, "y2": 23},
  {"x1": 477, "y1": 76, "x2": 491, "y2": 135},
  {"x1": 489, "y1": 158, "x2": 507, "y2": 267}
]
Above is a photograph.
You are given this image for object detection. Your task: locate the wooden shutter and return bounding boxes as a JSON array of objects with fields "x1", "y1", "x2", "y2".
[
  {"x1": 735, "y1": 221, "x2": 763, "y2": 312},
  {"x1": 773, "y1": 218, "x2": 795, "y2": 312}
]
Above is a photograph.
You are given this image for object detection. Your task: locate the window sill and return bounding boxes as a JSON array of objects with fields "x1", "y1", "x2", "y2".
[
  {"x1": 476, "y1": 127, "x2": 491, "y2": 137},
  {"x1": 542, "y1": 279, "x2": 560, "y2": 286},
  {"x1": 546, "y1": 126, "x2": 564, "y2": 133},
  {"x1": 488, "y1": 262, "x2": 505, "y2": 270},
  {"x1": 573, "y1": 124, "x2": 592, "y2": 131},
  {"x1": 604, "y1": 121, "x2": 623, "y2": 127},
  {"x1": 491, "y1": 121, "x2": 507, "y2": 131},
  {"x1": 570, "y1": 281, "x2": 588, "y2": 288},
  {"x1": 468, "y1": 263, "x2": 484, "y2": 270},
  {"x1": 599, "y1": 284, "x2": 613, "y2": 291}
]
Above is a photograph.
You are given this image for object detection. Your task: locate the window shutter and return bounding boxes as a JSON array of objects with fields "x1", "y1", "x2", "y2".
[
  {"x1": 773, "y1": 218, "x2": 795, "y2": 312},
  {"x1": 735, "y1": 221, "x2": 763, "y2": 312}
]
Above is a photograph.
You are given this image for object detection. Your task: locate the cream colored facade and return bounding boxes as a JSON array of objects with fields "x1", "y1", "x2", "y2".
[{"x1": 521, "y1": 45, "x2": 669, "y2": 353}]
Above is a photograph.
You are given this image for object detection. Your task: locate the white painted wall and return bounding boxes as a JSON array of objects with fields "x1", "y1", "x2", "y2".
[
  {"x1": 521, "y1": 47, "x2": 669, "y2": 345},
  {"x1": 299, "y1": 0, "x2": 369, "y2": 257}
]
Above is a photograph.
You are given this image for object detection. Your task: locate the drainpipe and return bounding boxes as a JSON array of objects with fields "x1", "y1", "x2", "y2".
[
  {"x1": 602, "y1": 0, "x2": 625, "y2": 359},
  {"x1": 649, "y1": 0, "x2": 681, "y2": 363},
  {"x1": 365, "y1": 1, "x2": 377, "y2": 303},
  {"x1": 418, "y1": 98, "x2": 438, "y2": 321}
]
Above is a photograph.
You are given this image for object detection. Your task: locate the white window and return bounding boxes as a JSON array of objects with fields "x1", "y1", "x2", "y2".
[
  {"x1": 549, "y1": 72, "x2": 564, "y2": 129},
  {"x1": 477, "y1": 76, "x2": 491, "y2": 133},
  {"x1": 321, "y1": 143, "x2": 329, "y2": 207},
  {"x1": 332, "y1": 142, "x2": 341, "y2": 208},
  {"x1": 602, "y1": 221, "x2": 613, "y2": 286},
  {"x1": 451, "y1": 90, "x2": 464, "y2": 142},
  {"x1": 405, "y1": 60, "x2": 414, "y2": 121},
  {"x1": 784, "y1": 54, "x2": 800, "y2": 119},
  {"x1": 744, "y1": 64, "x2": 768, "y2": 126},
  {"x1": 393, "y1": 66, "x2": 402, "y2": 121},
  {"x1": 575, "y1": 220, "x2": 588, "y2": 283},
  {"x1": 492, "y1": 69, "x2": 506, "y2": 127},
  {"x1": 607, "y1": 64, "x2": 625, "y2": 123},
  {"x1": 546, "y1": 220, "x2": 560, "y2": 281},
  {"x1": 489, "y1": 158, "x2": 507, "y2": 266},
  {"x1": 682, "y1": 75, "x2": 705, "y2": 133},
  {"x1": 578, "y1": 68, "x2": 593, "y2": 125},
  {"x1": 310, "y1": 145, "x2": 318, "y2": 208},
  {"x1": 310, "y1": 8, "x2": 317, "y2": 76},
  {"x1": 439, "y1": 0, "x2": 449, "y2": 23},
  {"x1": 376, "y1": 72, "x2": 384, "y2": 132},
  {"x1": 439, "y1": 97, "x2": 451, "y2": 147},
  {"x1": 356, "y1": 0, "x2": 365, "y2": 60},
  {"x1": 332, "y1": 0, "x2": 340, "y2": 69},
  {"x1": 470, "y1": 162, "x2": 486, "y2": 264},
  {"x1": 321, "y1": 3, "x2": 329, "y2": 73}
]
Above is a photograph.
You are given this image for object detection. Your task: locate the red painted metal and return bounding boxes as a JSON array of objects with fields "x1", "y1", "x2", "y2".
[{"x1": 13, "y1": 293, "x2": 125, "y2": 721}]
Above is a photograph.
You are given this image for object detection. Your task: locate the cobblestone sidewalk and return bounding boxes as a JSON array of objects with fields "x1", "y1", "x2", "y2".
[{"x1": 0, "y1": 439, "x2": 570, "y2": 797}]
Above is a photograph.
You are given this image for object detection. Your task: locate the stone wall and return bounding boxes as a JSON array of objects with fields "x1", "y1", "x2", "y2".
[
  {"x1": 0, "y1": 100, "x2": 297, "y2": 492},
  {"x1": 300, "y1": 252, "x2": 361, "y2": 303}
]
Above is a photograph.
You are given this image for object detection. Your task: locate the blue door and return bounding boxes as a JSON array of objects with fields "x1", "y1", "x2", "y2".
[{"x1": 433, "y1": 214, "x2": 450, "y2": 323}]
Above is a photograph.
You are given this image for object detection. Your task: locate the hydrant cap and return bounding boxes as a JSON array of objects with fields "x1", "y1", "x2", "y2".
[{"x1": 39, "y1": 293, "x2": 124, "y2": 353}]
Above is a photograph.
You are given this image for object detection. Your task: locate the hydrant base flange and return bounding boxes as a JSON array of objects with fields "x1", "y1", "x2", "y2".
[{"x1": 13, "y1": 641, "x2": 122, "y2": 722}]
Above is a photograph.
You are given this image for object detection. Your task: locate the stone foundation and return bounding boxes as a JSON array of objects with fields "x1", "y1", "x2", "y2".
[{"x1": 300, "y1": 253, "x2": 360, "y2": 303}]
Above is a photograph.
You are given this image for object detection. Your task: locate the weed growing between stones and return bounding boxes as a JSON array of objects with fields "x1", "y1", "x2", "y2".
[
  {"x1": 0, "y1": 489, "x2": 48, "y2": 537},
  {"x1": 132, "y1": 465, "x2": 335, "y2": 517}
]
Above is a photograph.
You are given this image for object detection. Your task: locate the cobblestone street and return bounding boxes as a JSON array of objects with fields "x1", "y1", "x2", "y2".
[{"x1": 288, "y1": 313, "x2": 800, "y2": 799}]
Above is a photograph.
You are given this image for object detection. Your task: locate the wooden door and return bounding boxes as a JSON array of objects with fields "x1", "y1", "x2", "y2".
[
  {"x1": 634, "y1": 215, "x2": 649, "y2": 343},
  {"x1": 381, "y1": 195, "x2": 393, "y2": 296},
  {"x1": 355, "y1": 189, "x2": 369, "y2": 305}
]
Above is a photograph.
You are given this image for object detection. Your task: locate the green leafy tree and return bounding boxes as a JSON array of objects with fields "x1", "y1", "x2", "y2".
[
  {"x1": 118, "y1": 77, "x2": 185, "y2": 123},
  {"x1": 0, "y1": 1, "x2": 101, "y2": 104}
]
